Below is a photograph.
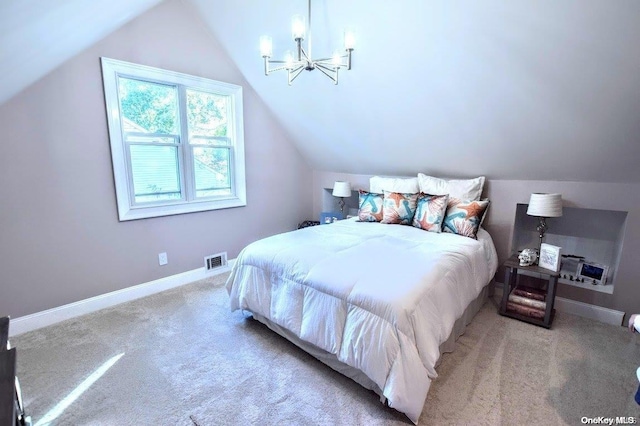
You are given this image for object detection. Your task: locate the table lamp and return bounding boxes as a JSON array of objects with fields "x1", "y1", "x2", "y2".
[
  {"x1": 526, "y1": 193, "x2": 563, "y2": 252},
  {"x1": 332, "y1": 181, "x2": 351, "y2": 214}
]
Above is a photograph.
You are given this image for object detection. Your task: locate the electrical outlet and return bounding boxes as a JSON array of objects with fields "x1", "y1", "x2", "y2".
[{"x1": 158, "y1": 252, "x2": 168, "y2": 266}]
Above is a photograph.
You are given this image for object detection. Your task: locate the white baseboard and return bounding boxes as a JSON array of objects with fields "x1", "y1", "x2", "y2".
[
  {"x1": 553, "y1": 297, "x2": 624, "y2": 326},
  {"x1": 494, "y1": 282, "x2": 624, "y2": 327},
  {"x1": 10, "y1": 261, "x2": 235, "y2": 337}
]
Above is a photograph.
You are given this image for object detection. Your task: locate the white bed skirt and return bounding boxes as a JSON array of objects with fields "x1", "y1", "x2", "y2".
[{"x1": 247, "y1": 283, "x2": 491, "y2": 422}]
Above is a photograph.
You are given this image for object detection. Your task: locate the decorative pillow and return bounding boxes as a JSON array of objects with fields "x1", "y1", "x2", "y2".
[
  {"x1": 412, "y1": 194, "x2": 449, "y2": 233},
  {"x1": 369, "y1": 176, "x2": 419, "y2": 194},
  {"x1": 357, "y1": 190, "x2": 384, "y2": 222},
  {"x1": 381, "y1": 191, "x2": 418, "y2": 225},
  {"x1": 417, "y1": 173, "x2": 485, "y2": 201},
  {"x1": 443, "y1": 198, "x2": 490, "y2": 239}
]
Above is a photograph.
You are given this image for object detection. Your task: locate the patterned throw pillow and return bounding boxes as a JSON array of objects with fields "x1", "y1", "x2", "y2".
[
  {"x1": 443, "y1": 198, "x2": 490, "y2": 239},
  {"x1": 357, "y1": 190, "x2": 384, "y2": 222},
  {"x1": 412, "y1": 194, "x2": 449, "y2": 232},
  {"x1": 381, "y1": 191, "x2": 418, "y2": 225}
]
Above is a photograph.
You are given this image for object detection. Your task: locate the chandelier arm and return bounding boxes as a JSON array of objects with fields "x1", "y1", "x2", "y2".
[
  {"x1": 316, "y1": 51, "x2": 350, "y2": 69},
  {"x1": 314, "y1": 63, "x2": 338, "y2": 84},
  {"x1": 315, "y1": 63, "x2": 340, "y2": 73},
  {"x1": 299, "y1": 46, "x2": 311, "y2": 63},
  {"x1": 315, "y1": 52, "x2": 348, "y2": 61},
  {"x1": 316, "y1": 58, "x2": 348, "y2": 67},
  {"x1": 267, "y1": 65, "x2": 291, "y2": 74},
  {"x1": 265, "y1": 61, "x2": 302, "y2": 74},
  {"x1": 315, "y1": 62, "x2": 335, "y2": 71},
  {"x1": 288, "y1": 66, "x2": 305, "y2": 85},
  {"x1": 268, "y1": 59, "x2": 302, "y2": 64}
]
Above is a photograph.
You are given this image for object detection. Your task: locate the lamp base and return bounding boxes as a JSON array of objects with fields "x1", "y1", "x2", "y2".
[
  {"x1": 536, "y1": 217, "x2": 548, "y2": 253},
  {"x1": 338, "y1": 198, "x2": 345, "y2": 214}
]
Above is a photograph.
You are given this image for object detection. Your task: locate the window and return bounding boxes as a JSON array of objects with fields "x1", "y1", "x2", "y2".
[{"x1": 101, "y1": 58, "x2": 246, "y2": 221}]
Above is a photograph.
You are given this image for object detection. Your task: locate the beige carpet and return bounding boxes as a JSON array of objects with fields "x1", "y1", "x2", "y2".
[{"x1": 12, "y1": 273, "x2": 640, "y2": 425}]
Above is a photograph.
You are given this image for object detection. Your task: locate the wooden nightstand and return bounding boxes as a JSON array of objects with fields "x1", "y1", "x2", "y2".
[{"x1": 499, "y1": 255, "x2": 559, "y2": 328}]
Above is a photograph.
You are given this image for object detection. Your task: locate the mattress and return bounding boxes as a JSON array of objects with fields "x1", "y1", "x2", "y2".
[{"x1": 226, "y1": 218, "x2": 498, "y2": 423}]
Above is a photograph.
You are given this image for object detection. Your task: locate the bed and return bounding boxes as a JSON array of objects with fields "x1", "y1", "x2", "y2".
[{"x1": 226, "y1": 215, "x2": 498, "y2": 423}]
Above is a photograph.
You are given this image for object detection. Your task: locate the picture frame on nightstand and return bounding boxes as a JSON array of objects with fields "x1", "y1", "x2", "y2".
[{"x1": 539, "y1": 243, "x2": 562, "y2": 272}]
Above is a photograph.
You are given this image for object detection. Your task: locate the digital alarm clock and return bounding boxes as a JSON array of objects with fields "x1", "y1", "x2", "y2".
[{"x1": 576, "y1": 261, "x2": 609, "y2": 286}]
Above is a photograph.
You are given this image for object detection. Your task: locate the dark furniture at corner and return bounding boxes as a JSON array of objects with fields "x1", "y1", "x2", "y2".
[
  {"x1": 499, "y1": 255, "x2": 559, "y2": 329},
  {"x1": 0, "y1": 317, "x2": 8, "y2": 350},
  {"x1": 0, "y1": 349, "x2": 17, "y2": 425},
  {"x1": 1, "y1": 317, "x2": 30, "y2": 426},
  {"x1": 1, "y1": 316, "x2": 15, "y2": 425}
]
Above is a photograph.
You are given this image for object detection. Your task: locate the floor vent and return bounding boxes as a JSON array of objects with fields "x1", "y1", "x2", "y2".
[{"x1": 204, "y1": 252, "x2": 227, "y2": 272}]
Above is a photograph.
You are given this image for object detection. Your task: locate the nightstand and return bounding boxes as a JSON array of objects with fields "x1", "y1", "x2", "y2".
[{"x1": 499, "y1": 255, "x2": 559, "y2": 328}]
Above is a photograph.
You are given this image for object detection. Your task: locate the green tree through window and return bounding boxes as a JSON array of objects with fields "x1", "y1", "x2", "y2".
[{"x1": 119, "y1": 78, "x2": 178, "y2": 134}]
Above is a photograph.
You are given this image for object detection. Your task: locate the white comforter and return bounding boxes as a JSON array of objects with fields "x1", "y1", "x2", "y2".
[{"x1": 226, "y1": 219, "x2": 498, "y2": 423}]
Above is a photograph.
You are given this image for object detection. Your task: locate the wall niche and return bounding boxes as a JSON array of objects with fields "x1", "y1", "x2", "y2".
[{"x1": 511, "y1": 204, "x2": 628, "y2": 295}]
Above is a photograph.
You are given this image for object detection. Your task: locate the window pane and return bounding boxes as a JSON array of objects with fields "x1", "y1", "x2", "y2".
[
  {"x1": 193, "y1": 147, "x2": 231, "y2": 198},
  {"x1": 130, "y1": 145, "x2": 182, "y2": 203},
  {"x1": 125, "y1": 135, "x2": 177, "y2": 144},
  {"x1": 190, "y1": 136, "x2": 230, "y2": 146},
  {"x1": 186, "y1": 89, "x2": 229, "y2": 140},
  {"x1": 118, "y1": 77, "x2": 178, "y2": 134}
]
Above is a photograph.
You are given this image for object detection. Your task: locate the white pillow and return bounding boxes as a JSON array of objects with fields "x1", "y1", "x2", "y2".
[
  {"x1": 417, "y1": 173, "x2": 485, "y2": 201},
  {"x1": 369, "y1": 176, "x2": 418, "y2": 194}
]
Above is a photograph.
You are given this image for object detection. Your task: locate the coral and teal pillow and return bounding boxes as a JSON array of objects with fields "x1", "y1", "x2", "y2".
[
  {"x1": 443, "y1": 198, "x2": 490, "y2": 239},
  {"x1": 412, "y1": 194, "x2": 449, "y2": 233},
  {"x1": 381, "y1": 191, "x2": 418, "y2": 225},
  {"x1": 357, "y1": 190, "x2": 384, "y2": 222}
]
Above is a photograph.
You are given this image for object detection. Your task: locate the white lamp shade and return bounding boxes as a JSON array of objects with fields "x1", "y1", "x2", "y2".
[
  {"x1": 332, "y1": 181, "x2": 352, "y2": 197},
  {"x1": 527, "y1": 193, "x2": 563, "y2": 217}
]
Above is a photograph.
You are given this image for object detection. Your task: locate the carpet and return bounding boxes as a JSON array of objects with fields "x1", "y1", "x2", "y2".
[{"x1": 12, "y1": 273, "x2": 640, "y2": 425}]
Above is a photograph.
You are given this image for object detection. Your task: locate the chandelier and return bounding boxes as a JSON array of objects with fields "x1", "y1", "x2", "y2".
[{"x1": 259, "y1": 0, "x2": 355, "y2": 85}]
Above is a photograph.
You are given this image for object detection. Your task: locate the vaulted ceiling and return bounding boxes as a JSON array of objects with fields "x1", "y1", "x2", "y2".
[{"x1": 2, "y1": 0, "x2": 640, "y2": 183}]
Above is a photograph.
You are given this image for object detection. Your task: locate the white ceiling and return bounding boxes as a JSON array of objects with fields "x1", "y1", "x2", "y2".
[
  {"x1": 2, "y1": 0, "x2": 640, "y2": 183},
  {"x1": 0, "y1": 0, "x2": 163, "y2": 105}
]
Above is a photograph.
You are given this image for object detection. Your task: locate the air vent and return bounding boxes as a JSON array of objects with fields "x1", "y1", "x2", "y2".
[{"x1": 204, "y1": 252, "x2": 227, "y2": 272}]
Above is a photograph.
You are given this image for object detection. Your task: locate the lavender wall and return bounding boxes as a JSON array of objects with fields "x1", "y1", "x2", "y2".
[
  {"x1": 313, "y1": 171, "x2": 640, "y2": 318},
  {"x1": 0, "y1": 0, "x2": 312, "y2": 318}
]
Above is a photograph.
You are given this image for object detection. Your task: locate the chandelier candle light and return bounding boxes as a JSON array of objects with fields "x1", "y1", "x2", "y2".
[
  {"x1": 526, "y1": 193, "x2": 563, "y2": 252},
  {"x1": 259, "y1": 0, "x2": 355, "y2": 85}
]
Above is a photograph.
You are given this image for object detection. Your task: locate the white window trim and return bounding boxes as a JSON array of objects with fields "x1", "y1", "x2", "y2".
[{"x1": 101, "y1": 57, "x2": 246, "y2": 221}]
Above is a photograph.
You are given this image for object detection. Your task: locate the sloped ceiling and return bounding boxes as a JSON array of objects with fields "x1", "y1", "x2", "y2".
[
  {"x1": 2, "y1": 0, "x2": 640, "y2": 183},
  {"x1": 0, "y1": 0, "x2": 163, "y2": 104}
]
